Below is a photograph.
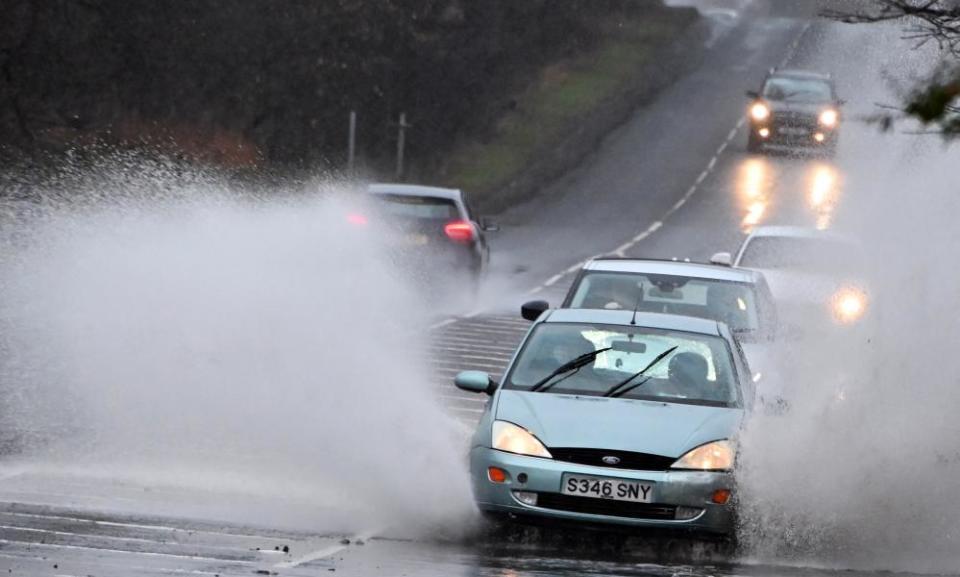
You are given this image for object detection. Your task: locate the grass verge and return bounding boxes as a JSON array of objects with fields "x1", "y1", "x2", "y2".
[{"x1": 441, "y1": 8, "x2": 700, "y2": 206}]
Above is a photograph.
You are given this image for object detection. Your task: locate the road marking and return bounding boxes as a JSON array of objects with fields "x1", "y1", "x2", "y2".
[
  {"x1": 707, "y1": 156, "x2": 718, "y2": 171},
  {"x1": 275, "y1": 529, "x2": 380, "y2": 569},
  {"x1": 0, "y1": 509, "x2": 300, "y2": 542},
  {"x1": 717, "y1": 141, "x2": 728, "y2": 155},
  {"x1": 0, "y1": 538, "x2": 253, "y2": 564},
  {"x1": 543, "y1": 273, "x2": 565, "y2": 287},
  {"x1": 0, "y1": 552, "x2": 223, "y2": 576},
  {"x1": 429, "y1": 318, "x2": 457, "y2": 330}
]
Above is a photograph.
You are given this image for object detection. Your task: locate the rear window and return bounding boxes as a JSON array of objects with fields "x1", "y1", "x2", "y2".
[{"x1": 375, "y1": 194, "x2": 458, "y2": 220}]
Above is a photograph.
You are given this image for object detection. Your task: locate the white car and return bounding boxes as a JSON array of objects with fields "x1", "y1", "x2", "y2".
[{"x1": 711, "y1": 226, "x2": 871, "y2": 334}]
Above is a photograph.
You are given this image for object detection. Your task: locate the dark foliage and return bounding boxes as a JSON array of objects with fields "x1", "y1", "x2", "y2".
[{"x1": 0, "y1": 0, "x2": 677, "y2": 168}]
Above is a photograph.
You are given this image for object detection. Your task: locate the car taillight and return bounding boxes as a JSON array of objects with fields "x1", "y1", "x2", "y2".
[
  {"x1": 443, "y1": 220, "x2": 475, "y2": 243},
  {"x1": 347, "y1": 213, "x2": 368, "y2": 226}
]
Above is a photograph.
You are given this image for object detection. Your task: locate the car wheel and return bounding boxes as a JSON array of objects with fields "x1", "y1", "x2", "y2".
[{"x1": 747, "y1": 133, "x2": 763, "y2": 154}]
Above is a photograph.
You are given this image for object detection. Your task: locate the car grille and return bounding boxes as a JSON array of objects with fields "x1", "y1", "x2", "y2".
[
  {"x1": 772, "y1": 110, "x2": 816, "y2": 127},
  {"x1": 536, "y1": 493, "x2": 677, "y2": 520},
  {"x1": 549, "y1": 448, "x2": 676, "y2": 471}
]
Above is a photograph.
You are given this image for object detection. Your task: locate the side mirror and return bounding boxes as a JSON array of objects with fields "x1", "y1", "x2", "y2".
[
  {"x1": 710, "y1": 252, "x2": 732, "y2": 266},
  {"x1": 836, "y1": 99, "x2": 847, "y2": 106},
  {"x1": 521, "y1": 300, "x2": 549, "y2": 321},
  {"x1": 455, "y1": 371, "x2": 497, "y2": 395},
  {"x1": 480, "y1": 217, "x2": 500, "y2": 232},
  {"x1": 745, "y1": 90, "x2": 760, "y2": 99}
]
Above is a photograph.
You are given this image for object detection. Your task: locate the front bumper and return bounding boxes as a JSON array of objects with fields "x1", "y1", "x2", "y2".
[
  {"x1": 470, "y1": 447, "x2": 735, "y2": 536},
  {"x1": 751, "y1": 121, "x2": 837, "y2": 148}
]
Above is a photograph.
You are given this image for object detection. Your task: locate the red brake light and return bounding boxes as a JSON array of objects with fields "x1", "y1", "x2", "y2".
[
  {"x1": 347, "y1": 213, "x2": 368, "y2": 226},
  {"x1": 444, "y1": 220, "x2": 475, "y2": 243}
]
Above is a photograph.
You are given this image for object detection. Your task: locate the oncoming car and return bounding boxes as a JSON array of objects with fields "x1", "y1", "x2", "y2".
[
  {"x1": 746, "y1": 69, "x2": 844, "y2": 155},
  {"x1": 524, "y1": 258, "x2": 777, "y2": 344},
  {"x1": 712, "y1": 226, "x2": 871, "y2": 333},
  {"x1": 455, "y1": 309, "x2": 752, "y2": 536}
]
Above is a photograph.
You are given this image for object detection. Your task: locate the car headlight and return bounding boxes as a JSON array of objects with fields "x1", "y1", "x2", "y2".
[
  {"x1": 492, "y1": 421, "x2": 552, "y2": 459},
  {"x1": 750, "y1": 102, "x2": 770, "y2": 121},
  {"x1": 819, "y1": 108, "x2": 839, "y2": 127},
  {"x1": 832, "y1": 286, "x2": 868, "y2": 324},
  {"x1": 671, "y1": 440, "x2": 735, "y2": 471}
]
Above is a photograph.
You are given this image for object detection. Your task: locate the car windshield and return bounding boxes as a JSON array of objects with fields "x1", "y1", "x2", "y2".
[
  {"x1": 739, "y1": 236, "x2": 862, "y2": 272},
  {"x1": 567, "y1": 272, "x2": 761, "y2": 333},
  {"x1": 374, "y1": 194, "x2": 459, "y2": 220},
  {"x1": 504, "y1": 323, "x2": 740, "y2": 408},
  {"x1": 763, "y1": 77, "x2": 832, "y2": 103}
]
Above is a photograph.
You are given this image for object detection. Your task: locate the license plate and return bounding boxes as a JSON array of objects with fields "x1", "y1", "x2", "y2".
[
  {"x1": 561, "y1": 474, "x2": 654, "y2": 503},
  {"x1": 780, "y1": 127, "x2": 808, "y2": 136},
  {"x1": 406, "y1": 233, "x2": 429, "y2": 246}
]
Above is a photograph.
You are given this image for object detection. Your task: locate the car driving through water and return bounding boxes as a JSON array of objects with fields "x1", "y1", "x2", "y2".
[
  {"x1": 712, "y1": 225, "x2": 871, "y2": 335},
  {"x1": 349, "y1": 184, "x2": 498, "y2": 291},
  {"x1": 746, "y1": 69, "x2": 844, "y2": 155},
  {"x1": 456, "y1": 308, "x2": 752, "y2": 536}
]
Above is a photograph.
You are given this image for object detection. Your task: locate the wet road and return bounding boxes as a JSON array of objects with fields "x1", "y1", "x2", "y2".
[{"x1": 4, "y1": 1, "x2": 960, "y2": 575}]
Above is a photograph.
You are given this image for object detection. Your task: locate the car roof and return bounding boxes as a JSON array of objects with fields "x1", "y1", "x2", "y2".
[
  {"x1": 368, "y1": 183, "x2": 462, "y2": 201},
  {"x1": 769, "y1": 69, "x2": 832, "y2": 82},
  {"x1": 747, "y1": 225, "x2": 854, "y2": 242},
  {"x1": 542, "y1": 308, "x2": 723, "y2": 338},
  {"x1": 583, "y1": 258, "x2": 761, "y2": 284}
]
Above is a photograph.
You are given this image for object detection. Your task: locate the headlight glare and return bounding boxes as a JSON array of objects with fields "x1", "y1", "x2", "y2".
[
  {"x1": 750, "y1": 102, "x2": 770, "y2": 121},
  {"x1": 832, "y1": 286, "x2": 868, "y2": 324},
  {"x1": 819, "y1": 108, "x2": 838, "y2": 127},
  {"x1": 492, "y1": 421, "x2": 552, "y2": 458},
  {"x1": 672, "y1": 440, "x2": 735, "y2": 471}
]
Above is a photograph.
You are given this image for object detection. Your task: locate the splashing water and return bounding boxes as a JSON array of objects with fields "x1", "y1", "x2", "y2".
[{"x1": 0, "y1": 160, "x2": 475, "y2": 535}]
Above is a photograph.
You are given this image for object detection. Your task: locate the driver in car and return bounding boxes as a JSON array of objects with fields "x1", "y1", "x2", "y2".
[{"x1": 667, "y1": 352, "x2": 713, "y2": 399}]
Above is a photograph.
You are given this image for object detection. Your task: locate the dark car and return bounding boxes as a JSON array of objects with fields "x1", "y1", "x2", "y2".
[
  {"x1": 746, "y1": 69, "x2": 844, "y2": 155},
  {"x1": 357, "y1": 183, "x2": 497, "y2": 287}
]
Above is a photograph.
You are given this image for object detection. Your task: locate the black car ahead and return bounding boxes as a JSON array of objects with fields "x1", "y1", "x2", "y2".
[
  {"x1": 354, "y1": 183, "x2": 497, "y2": 288},
  {"x1": 746, "y1": 69, "x2": 844, "y2": 155}
]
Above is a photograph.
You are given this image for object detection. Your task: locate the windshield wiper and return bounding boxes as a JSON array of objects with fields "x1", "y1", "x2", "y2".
[
  {"x1": 529, "y1": 347, "x2": 612, "y2": 393},
  {"x1": 602, "y1": 345, "x2": 679, "y2": 398}
]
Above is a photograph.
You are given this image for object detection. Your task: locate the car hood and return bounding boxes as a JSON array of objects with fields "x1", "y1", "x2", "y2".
[{"x1": 495, "y1": 390, "x2": 742, "y2": 458}]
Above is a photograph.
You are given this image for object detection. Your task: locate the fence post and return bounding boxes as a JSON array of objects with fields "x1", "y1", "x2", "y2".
[
  {"x1": 347, "y1": 110, "x2": 357, "y2": 174},
  {"x1": 396, "y1": 112, "x2": 410, "y2": 180}
]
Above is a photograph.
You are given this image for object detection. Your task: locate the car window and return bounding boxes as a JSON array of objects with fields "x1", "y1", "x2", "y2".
[
  {"x1": 567, "y1": 272, "x2": 760, "y2": 333},
  {"x1": 504, "y1": 323, "x2": 740, "y2": 408},
  {"x1": 374, "y1": 194, "x2": 458, "y2": 220},
  {"x1": 762, "y1": 77, "x2": 833, "y2": 103},
  {"x1": 738, "y1": 237, "x2": 861, "y2": 272}
]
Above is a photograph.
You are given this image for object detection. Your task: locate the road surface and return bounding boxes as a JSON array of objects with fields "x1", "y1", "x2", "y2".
[{"x1": 2, "y1": 1, "x2": 959, "y2": 575}]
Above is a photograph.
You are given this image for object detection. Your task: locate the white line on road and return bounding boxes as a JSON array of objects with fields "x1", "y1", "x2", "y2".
[
  {"x1": 543, "y1": 273, "x2": 565, "y2": 287},
  {"x1": 0, "y1": 509, "x2": 299, "y2": 542},
  {"x1": 0, "y1": 538, "x2": 253, "y2": 564},
  {"x1": 275, "y1": 529, "x2": 380, "y2": 569}
]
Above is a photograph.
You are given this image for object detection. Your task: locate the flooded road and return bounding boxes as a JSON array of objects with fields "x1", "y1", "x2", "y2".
[{"x1": 3, "y1": 2, "x2": 960, "y2": 576}]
